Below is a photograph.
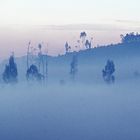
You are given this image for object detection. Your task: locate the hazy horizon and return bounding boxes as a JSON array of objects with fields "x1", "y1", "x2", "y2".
[
  {"x1": 0, "y1": 0, "x2": 140, "y2": 59},
  {"x1": 0, "y1": 22, "x2": 140, "y2": 59}
]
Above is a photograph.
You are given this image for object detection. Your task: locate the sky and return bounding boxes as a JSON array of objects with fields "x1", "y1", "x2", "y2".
[
  {"x1": 0, "y1": 0, "x2": 140, "y2": 25},
  {"x1": 0, "y1": 0, "x2": 140, "y2": 59}
]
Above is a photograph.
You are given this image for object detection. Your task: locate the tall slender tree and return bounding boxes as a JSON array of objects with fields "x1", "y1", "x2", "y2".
[
  {"x1": 65, "y1": 42, "x2": 71, "y2": 54},
  {"x1": 80, "y1": 32, "x2": 87, "y2": 49},
  {"x1": 27, "y1": 41, "x2": 31, "y2": 70}
]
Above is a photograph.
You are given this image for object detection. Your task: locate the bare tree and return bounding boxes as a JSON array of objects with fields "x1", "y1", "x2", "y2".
[{"x1": 27, "y1": 41, "x2": 31, "y2": 70}]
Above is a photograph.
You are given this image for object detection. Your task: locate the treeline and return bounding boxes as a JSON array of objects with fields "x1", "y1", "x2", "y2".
[
  {"x1": 1, "y1": 53, "x2": 115, "y2": 85},
  {"x1": 1, "y1": 32, "x2": 140, "y2": 85},
  {"x1": 121, "y1": 32, "x2": 140, "y2": 44}
]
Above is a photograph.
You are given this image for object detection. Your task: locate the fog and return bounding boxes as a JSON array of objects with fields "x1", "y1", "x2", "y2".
[
  {"x1": 0, "y1": 81, "x2": 139, "y2": 140},
  {"x1": 0, "y1": 26, "x2": 140, "y2": 140}
]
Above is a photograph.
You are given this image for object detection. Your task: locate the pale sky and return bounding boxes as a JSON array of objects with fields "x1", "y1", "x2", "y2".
[
  {"x1": 0, "y1": 0, "x2": 140, "y2": 59},
  {"x1": 0, "y1": 0, "x2": 140, "y2": 25}
]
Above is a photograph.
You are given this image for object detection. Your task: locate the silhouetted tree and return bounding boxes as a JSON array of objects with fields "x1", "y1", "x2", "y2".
[
  {"x1": 70, "y1": 54, "x2": 78, "y2": 81},
  {"x1": 65, "y1": 42, "x2": 71, "y2": 54},
  {"x1": 79, "y1": 32, "x2": 93, "y2": 49},
  {"x1": 3, "y1": 55, "x2": 18, "y2": 83},
  {"x1": 80, "y1": 32, "x2": 87, "y2": 41},
  {"x1": 85, "y1": 40, "x2": 91, "y2": 49},
  {"x1": 102, "y1": 60, "x2": 115, "y2": 83},
  {"x1": 120, "y1": 32, "x2": 140, "y2": 44},
  {"x1": 38, "y1": 43, "x2": 44, "y2": 74},
  {"x1": 80, "y1": 32, "x2": 87, "y2": 49},
  {"x1": 27, "y1": 41, "x2": 31, "y2": 70},
  {"x1": 26, "y1": 64, "x2": 44, "y2": 82}
]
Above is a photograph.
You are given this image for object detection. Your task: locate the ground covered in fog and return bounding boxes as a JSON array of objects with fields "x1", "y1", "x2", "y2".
[
  {"x1": 0, "y1": 43, "x2": 140, "y2": 140},
  {"x1": 0, "y1": 80, "x2": 140, "y2": 140}
]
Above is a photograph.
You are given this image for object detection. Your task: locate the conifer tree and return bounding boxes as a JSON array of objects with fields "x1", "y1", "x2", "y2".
[
  {"x1": 3, "y1": 55, "x2": 18, "y2": 83},
  {"x1": 102, "y1": 60, "x2": 115, "y2": 83}
]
